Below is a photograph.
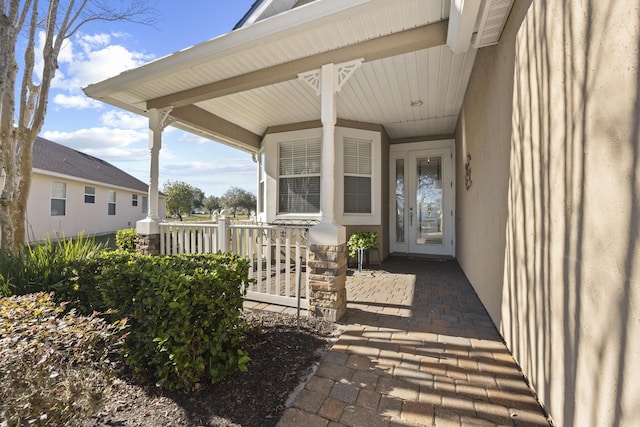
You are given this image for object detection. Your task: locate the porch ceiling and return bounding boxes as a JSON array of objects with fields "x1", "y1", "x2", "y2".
[{"x1": 83, "y1": 0, "x2": 512, "y2": 153}]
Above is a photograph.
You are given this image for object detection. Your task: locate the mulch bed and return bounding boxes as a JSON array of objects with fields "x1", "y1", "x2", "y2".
[{"x1": 82, "y1": 310, "x2": 337, "y2": 427}]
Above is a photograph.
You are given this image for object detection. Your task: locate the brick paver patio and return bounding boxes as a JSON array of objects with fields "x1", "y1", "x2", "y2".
[{"x1": 277, "y1": 257, "x2": 551, "y2": 427}]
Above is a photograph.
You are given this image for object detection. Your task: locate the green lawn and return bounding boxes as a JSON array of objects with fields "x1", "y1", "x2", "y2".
[{"x1": 90, "y1": 233, "x2": 117, "y2": 250}]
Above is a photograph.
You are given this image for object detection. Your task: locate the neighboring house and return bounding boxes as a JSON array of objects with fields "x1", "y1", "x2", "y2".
[
  {"x1": 83, "y1": 1, "x2": 639, "y2": 426},
  {"x1": 26, "y1": 136, "x2": 165, "y2": 242}
]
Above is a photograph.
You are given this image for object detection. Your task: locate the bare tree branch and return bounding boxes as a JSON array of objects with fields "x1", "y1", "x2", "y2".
[{"x1": 0, "y1": 0, "x2": 158, "y2": 250}]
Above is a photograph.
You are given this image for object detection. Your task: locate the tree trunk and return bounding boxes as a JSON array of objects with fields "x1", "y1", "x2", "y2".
[{"x1": 0, "y1": 55, "x2": 18, "y2": 251}]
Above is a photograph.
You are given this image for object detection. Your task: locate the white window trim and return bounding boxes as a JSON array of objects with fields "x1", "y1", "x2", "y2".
[
  {"x1": 132, "y1": 194, "x2": 138, "y2": 207},
  {"x1": 262, "y1": 128, "x2": 323, "y2": 223},
  {"x1": 107, "y1": 190, "x2": 116, "y2": 216},
  {"x1": 336, "y1": 127, "x2": 381, "y2": 225},
  {"x1": 51, "y1": 181, "x2": 67, "y2": 216},
  {"x1": 84, "y1": 186, "x2": 95, "y2": 204}
]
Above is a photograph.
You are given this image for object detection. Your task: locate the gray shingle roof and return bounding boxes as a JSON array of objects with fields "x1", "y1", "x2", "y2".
[{"x1": 32, "y1": 136, "x2": 149, "y2": 193}]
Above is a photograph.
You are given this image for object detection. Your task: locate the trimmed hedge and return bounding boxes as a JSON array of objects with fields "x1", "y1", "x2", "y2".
[
  {"x1": 115, "y1": 228, "x2": 137, "y2": 252},
  {"x1": 64, "y1": 251, "x2": 251, "y2": 390}
]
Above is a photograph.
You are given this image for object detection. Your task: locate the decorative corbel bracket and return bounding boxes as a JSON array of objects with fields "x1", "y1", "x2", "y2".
[{"x1": 298, "y1": 58, "x2": 364, "y2": 95}]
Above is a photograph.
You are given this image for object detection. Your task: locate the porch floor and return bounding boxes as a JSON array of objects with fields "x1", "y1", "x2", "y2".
[{"x1": 276, "y1": 257, "x2": 552, "y2": 427}]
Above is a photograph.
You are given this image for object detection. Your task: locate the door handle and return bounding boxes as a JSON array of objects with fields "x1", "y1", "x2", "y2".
[{"x1": 409, "y1": 207, "x2": 414, "y2": 226}]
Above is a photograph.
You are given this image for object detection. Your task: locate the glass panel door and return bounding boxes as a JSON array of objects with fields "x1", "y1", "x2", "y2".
[
  {"x1": 395, "y1": 158, "x2": 405, "y2": 243},
  {"x1": 407, "y1": 147, "x2": 453, "y2": 256},
  {"x1": 415, "y1": 156, "x2": 443, "y2": 245},
  {"x1": 390, "y1": 141, "x2": 454, "y2": 256}
]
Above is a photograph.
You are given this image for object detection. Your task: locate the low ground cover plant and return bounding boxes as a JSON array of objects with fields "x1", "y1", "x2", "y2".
[{"x1": 0, "y1": 292, "x2": 127, "y2": 426}]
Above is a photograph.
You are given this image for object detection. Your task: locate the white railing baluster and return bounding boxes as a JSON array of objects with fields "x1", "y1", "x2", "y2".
[
  {"x1": 275, "y1": 230, "x2": 281, "y2": 298},
  {"x1": 158, "y1": 221, "x2": 309, "y2": 309},
  {"x1": 256, "y1": 229, "x2": 263, "y2": 293},
  {"x1": 285, "y1": 229, "x2": 291, "y2": 297},
  {"x1": 295, "y1": 230, "x2": 301, "y2": 301}
]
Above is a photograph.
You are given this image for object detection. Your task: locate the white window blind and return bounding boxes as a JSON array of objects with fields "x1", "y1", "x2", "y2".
[
  {"x1": 344, "y1": 137, "x2": 372, "y2": 213},
  {"x1": 107, "y1": 190, "x2": 116, "y2": 216},
  {"x1": 278, "y1": 138, "x2": 321, "y2": 213},
  {"x1": 51, "y1": 181, "x2": 66, "y2": 216},
  {"x1": 84, "y1": 186, "x2": 95, "y2": 204}
]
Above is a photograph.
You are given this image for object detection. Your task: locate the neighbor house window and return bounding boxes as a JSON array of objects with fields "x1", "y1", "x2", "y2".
[
  {"x1": 278, "y1": 138, "x2": 321, "y2": 213},
  {"x1": 132, "y1": 194, "x2": 138, "y2": 207},
  {"x1": 343, "y1": 137, "x2": 372, "y2": 213},
  {"x1": 142, "y1": 196, "x2": 148, "y2": 214},
  {"x1": 107, "y1": 191, "x2": 116, "y2": 215},
  {"x1": 51, "y1": 181, "x2": 66, "y2": 216},
  {"x1": 84, "y1": 186, "x2": 95, "y2": 203}
]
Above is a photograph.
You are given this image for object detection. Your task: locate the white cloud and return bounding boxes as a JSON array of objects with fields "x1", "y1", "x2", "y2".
[
  {"x1": 53, "y1": 94, "x2": 102, "y2": 109},
  {"x1": 178, "y1": 133, "x2": 211, "y2": 145},
  {"x1": 100, "y1": 111, "x2": 148, "y2": 129},
  {"x1": 41, "y1": 127, "x2": 149, "y2": 162},
  {"x1": 67, "y1": 44, "x2": 153, "y2": 88},
  {"x1": 82, "y1": 146, "x2": 150, "y2": 162},
  {"x1": 162, "y1": 160, "x2": 255, "y2": 177},
  {"x1": 41, "y1": 30, "x2": 154, "y2": 109}
]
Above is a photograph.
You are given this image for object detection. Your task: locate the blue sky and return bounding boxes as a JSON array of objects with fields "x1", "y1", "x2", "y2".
[{"x1": 38, "y1": 0, "x2": 258, "y2": 198}]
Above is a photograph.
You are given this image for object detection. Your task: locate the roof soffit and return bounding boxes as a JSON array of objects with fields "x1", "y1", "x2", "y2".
[
  {"x1": 83, "y1": 0, "x2": 449, "y2": 100},
  {"x1": 146, "y1": 20, "x2": 448, "y2": 110}
]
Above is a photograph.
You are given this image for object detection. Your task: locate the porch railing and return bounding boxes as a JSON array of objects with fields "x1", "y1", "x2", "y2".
[{"x1": 158, "y1": 220, "x2": 310, "y2": 309}]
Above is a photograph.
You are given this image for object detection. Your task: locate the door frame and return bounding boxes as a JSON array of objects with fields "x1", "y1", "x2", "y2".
[{"x1": 389, "y1": 139, "x2": 455, "y2": 257}]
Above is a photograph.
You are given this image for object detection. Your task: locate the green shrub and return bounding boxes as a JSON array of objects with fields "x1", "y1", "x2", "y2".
[
  {"x1": 347, "y1": 231, "x2": 380, "y2": 257},
  {"x1": 115, "y1": 228, "x2": 137, "y2": 252},
  {"x1": 55, "y1": 251, "x2": 132, "y2": 316},
  {"x1": 99, "y1": 252, "x2": 251, "y2": 390},
  {"x1": 0, "y1": 292, "x2": 127, "y2": 426}
]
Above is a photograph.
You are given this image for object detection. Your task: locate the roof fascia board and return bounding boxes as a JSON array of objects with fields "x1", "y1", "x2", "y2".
[
  {"x1": 84, "y1": 0, "x2": 413, "y2": 98},
  {"x1": 33, "y1": 168, "x2": 150, "y2": 194},
  {"x1": 147, "y1": 20, "x2": 448, "y2": 109},
  {"x1": 236, "y1": 0, "x2": 274, "y2": 28},
  {"x1": 446, "y1": 0, "x2": 482, "y2": 54},
  {"x1": 170, "y1": 105, "x2": 261, "y2": 152}
]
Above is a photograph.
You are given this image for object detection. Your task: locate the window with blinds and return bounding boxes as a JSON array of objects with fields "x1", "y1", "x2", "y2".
[
  {"x1": 51, "y1": 181, "x2": 66, "y2": 216},
  {"x1": 278, "y1": 138, "x2": 321, "y2": 213},
  {"x1": 343, "y1": 137, "x2": 372, "y2": 213},
  {"x1": 107, "y1": 190, "x2": 116, "y2": 216}
]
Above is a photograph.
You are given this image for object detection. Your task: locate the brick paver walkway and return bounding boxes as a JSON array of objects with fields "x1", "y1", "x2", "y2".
[{"x1": 278, "y1": 257, "x2": 551, "y2": 427}]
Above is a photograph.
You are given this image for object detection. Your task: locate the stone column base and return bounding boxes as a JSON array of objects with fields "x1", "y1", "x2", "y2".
[
  {"x1": 136, "y1": 233, "x2": 160, "y2": 255},
  {"x1": 308, "y1": 243, "x2": 348, "y2": 321}
]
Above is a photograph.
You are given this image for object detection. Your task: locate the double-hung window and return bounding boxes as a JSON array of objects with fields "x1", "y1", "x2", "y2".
[
  {"x1": 278, "y1": 138, "x2": 321, "y2": 214},
  {"x1": 343, "y1": 137, "x2": 372, "y2": 214},
  {"x1": 51, "y1": 181, "x2": 66, "y2": 216},
  {"x1": 132, "y1": 194, "x2": 138, "y2": 207},
  {"x1": 107, "y1": 191, "x2": 116, "y2": 215},
  {"x1": 84, "y1": 186, "x2": 95, "y2": 204}
]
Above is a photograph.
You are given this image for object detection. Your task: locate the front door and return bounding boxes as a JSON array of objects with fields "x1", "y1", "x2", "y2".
[{"x1": 390, "y1": 141, "x2": 455, "y2": 256}]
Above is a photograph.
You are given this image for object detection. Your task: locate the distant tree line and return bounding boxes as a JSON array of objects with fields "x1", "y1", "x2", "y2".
[{"x1": 162, "y1": 181, "x2": 256, "y2": 220}]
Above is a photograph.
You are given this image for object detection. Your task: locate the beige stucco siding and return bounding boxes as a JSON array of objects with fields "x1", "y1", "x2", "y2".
[
  {"x1": 26, "y1": 173, "x2": 160, "y2": 242},
  {"x1": 455, "y1": 1, "x2": 640, "y2": 426}
]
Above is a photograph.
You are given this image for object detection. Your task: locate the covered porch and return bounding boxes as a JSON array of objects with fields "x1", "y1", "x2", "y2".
[{"x1": 83, "y1": 0, "x2": 515, "y2": 321}]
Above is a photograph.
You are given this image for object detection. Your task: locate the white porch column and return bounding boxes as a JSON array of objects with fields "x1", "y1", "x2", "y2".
[
  {"x1": 298, "y1": 60, "x2": 362, "y2": 320},
  {"x1": 147, "y1": 108, "x2": 162, "y2": 221},
  {"x1": 137, "y1": 107, "x2": 172, "y2": 254},
  {"x1": 320, "y1": 63, "x2": 337, "y2": 224}
]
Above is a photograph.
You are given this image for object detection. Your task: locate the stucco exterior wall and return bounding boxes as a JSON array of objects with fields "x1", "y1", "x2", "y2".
[
  {"x1": 455, "y1": 1, "x2": 640, "y2": 426},
  {"x1": 26, "y1": 173, "x2": 162, "y2": 242}
]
